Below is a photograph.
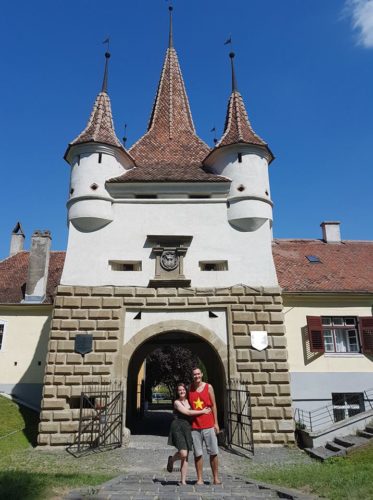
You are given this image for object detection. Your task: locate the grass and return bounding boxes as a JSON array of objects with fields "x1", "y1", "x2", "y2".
[
  {"x1": 0, "y1": 395, "x2": 113, "y2": 499},
  {"x1": 250, "y1": 442, "x2": 373, "y2": 500}
]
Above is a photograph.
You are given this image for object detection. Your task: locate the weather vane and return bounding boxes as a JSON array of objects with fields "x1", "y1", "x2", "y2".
[{"x1": 210, "y1": 126, "x2": 217, "y2": 145}]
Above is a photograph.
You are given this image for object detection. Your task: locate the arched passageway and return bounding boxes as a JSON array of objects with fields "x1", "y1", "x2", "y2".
[{"x1": 126, "y1": 330, "x2": 227, "y2": 435}]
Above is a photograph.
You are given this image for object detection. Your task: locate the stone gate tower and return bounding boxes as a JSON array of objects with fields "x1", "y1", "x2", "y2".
[{"x1": 38, "y1": 9, "x2": 294, "y2": 447}]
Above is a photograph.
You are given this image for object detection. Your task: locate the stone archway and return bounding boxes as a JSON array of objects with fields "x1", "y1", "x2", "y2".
[{"x1": 123, "y1": 322, "x2": 228, "y2": 434}]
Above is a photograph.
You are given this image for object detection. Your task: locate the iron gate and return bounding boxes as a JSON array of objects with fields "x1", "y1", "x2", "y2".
[
  {"x1": 67, "y1": 382, "x2": 124, "y2": 457},
  {"x1": 226, "y1": 386, "x2": 254, "y2": 454}
]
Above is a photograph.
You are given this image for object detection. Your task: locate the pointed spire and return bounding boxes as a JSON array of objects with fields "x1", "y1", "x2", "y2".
[
  {"x1": 214, "y1": 52, "x2": 273, "y2": 161},
  {"x1": 101, "y1": 51, "x2": 110, "y2": 93},
  {"x1": 168, "y1": 5, "x2": 173, "y2": 48},
  {"x1": 130, "y1": 6, "x2": 209, "y2": 168}
]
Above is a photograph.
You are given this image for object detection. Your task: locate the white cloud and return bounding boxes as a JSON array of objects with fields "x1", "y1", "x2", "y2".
[{"x1": 345, "y1": 0, "x2": 373, "y2": 48}]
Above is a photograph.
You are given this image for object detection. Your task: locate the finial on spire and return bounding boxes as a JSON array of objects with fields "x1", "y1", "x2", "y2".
[
  {"x1": 101, "y1": 38, "x2": 111, "y2": 93},
  {"x1": 168, "y1": 4, "x2": 173, "y2": 48},
  {"x1": 229, "y1": 51, "x2": 238, "y2": 92},
  {"x1": 122, "y1": 123, "x2": 127, "y2": 146}
]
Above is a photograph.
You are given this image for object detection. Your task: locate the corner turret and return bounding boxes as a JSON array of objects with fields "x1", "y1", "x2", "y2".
[
  {"x1": 64, "y1": 50, "x2": 135, "y2": 232},
  {"x1": 204, "y1": 52, "x2": 274, "y2": 232}
]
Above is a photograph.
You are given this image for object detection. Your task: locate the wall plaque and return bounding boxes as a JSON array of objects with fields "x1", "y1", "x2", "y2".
[{"x1": 75, "y1": 333, "x2": 93, "y2": 356}]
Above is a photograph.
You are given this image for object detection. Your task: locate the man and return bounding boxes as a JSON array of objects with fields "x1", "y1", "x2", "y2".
[{"x1": 188, "y1": 367, "x2": 221, "y2": 485}]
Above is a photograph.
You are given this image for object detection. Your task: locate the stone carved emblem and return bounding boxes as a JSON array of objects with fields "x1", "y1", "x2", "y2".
[{"x1": 160, "y1": 250, "x2": 179, "y2": 271}]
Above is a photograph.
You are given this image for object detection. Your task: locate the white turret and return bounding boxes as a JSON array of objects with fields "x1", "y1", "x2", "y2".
[
  {"x1": 204, "y1": 52, "x2": 274, "y2": 232},
  {"x1": 64, "y1": 51, "x2": 135, "y2": 232}
]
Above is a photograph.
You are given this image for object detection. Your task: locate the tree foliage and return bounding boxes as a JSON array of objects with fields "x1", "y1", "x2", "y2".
[{"x1": 145, "y1": 346, "x2": 200, "y2": 399}]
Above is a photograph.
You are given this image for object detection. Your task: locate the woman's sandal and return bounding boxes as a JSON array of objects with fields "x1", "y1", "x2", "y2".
[{"x1": 167, "y1": 456, "x2": 173, "y2": 473}]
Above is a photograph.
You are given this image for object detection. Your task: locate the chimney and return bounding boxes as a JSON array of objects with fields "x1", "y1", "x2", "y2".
[
  {"x1": 10, "y1": 222, "x2": 25, "y2": 256},
  {"x1": 321, "y1": 221, "x2": 341, "y2": 243},
  {"x1": 23, "y1": 230, "x2": 52, "y2": 303}
]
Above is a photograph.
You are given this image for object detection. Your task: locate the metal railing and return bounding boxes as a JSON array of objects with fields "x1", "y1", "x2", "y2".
[{"x1": 294, "y1": 388, "x2": 373, "y2": 432}]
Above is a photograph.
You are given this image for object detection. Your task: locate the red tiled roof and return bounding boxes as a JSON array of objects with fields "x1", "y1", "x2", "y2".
[
  {"x1": 273, "y1": 240, "x2": 373, "y2": 293},
  {"x1": 107, "y1": 165, "x2": 229, "y2": 183},
  {"x1": 212, "y1": 90, "x2": 273, "y2": 162},
  {"x1": 129, "y1": 47, "x2": 210, "y2": 170},
  {"x1": 0, "y1": 252, "x2": 65, "y2": 304}
]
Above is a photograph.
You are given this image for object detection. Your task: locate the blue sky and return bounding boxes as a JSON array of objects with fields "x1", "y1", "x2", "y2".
[{"x1": 0, "y1": 0, "x2": 372, "y2": 258}]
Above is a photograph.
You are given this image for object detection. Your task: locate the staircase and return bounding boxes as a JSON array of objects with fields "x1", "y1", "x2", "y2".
[{"x1": 305, "y1": 421, "x2": 373, "y2": 461}]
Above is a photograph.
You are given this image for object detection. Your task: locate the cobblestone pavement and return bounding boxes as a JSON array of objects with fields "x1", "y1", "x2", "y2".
[{"x1": 65, "y1": 433, "x2": 316, "y2": 500}]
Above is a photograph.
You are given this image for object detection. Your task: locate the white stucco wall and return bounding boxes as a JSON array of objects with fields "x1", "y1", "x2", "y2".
[
  {"x1": 283, "y1": 296, "x2": 373, "y2": 412},
  {"x1": 61, "y1": 199, "x2": 277, "y2": 287},
  {"x1": 0, "y1": 306, "x2": 52, "y2": 407}
]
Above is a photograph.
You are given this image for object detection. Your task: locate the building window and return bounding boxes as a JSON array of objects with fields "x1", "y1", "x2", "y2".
[
  {"x1": 98, "y1": 153, "x2": 102, "y2": 164},
  {"x1": 199, "y1": 260, "x2": 228, "y2": 271},
  {"x1": 0, "y1": 322, "x2": 5, "y2": 350},
  {"x1": 237, "y1": 152, "x2": 242, "y2": 163},
  {"x1": 322, "y1": 317, "x2": 359, "y2": 353},
  {"x1": 332, "y1": 393, "x2": 365, "y2": 422},
  {"x1": 109, "y1": 260, "x2": 142, "y2": 271}
]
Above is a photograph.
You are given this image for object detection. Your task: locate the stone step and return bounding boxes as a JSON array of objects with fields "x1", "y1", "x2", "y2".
[
  {"x1": 334, "y1": 435, "x2": 369, "y2": 448},
  {"x1": 325, "y1": 441, "x2": 347, "y2": 454},
  {"x1": 305, "y1": 446, "x2": 339, "y2": 461},
  {"x1": 357, "y1": 430, "x2": 373, "y2": 439},
  {"x1": 366, "y1": 425, "x2": 373, "y2": 434}
]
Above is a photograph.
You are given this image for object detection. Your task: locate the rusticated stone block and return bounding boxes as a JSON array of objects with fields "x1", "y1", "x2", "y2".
[
  {"x1": 208, "y1": 296, "x2": 238, "y2": 304},
  {"x1": 253, "y1": 433, "x2": 272, "y2": 443},
  {"x1": 74, "y1": 287, "x2": 91, "y2": 295},
  {"x1": 55, "y1": 353, "x2": 66, "y2": 364},
  {"x1": 277, "y1": 420, "x2": 294, "y2": 432},
  {"x1": 267, "y1": 350, "x2": 287, "y2": 361},
  {"x1": 107, "y1": 330, "x2": 120, "y2": 339},
  {"x1": 55, "y1": 296, "x2": 64, "y2": 307},
  {"x1": 266, "y1": 324, "x2": 286, "y2": 335},
  {"x1": 57, "y1": 340, "x2": 74, "y2": 352},
  {"x1": 43, "y1": 386, "x2": 56, "y2": 398},
  {"x1": 272, "y1": 433, "x2": 287, "y2": 443},
  {"x1": 238, "y1": 373, "x2": 252, "y2": 384},
  {"x1": 61, "y1": 319, "x2": 79, "y2": 330},
  {"x1": 114, "y1": 287, "x2": 134, "y2": 296},
  {"x1": 268, "y1": 407, "x2": 284, "y2": 419},
  {"x1": 263, "y1": 286, "x2": 281, "y2": 296},
  {"x1": 278, "y1": 385, "x2": 291, "y2": 396},
  {"x1": 58, "y1": 286, "x2": 74, "y2": 296},
  {"x1": 38, "y1": 434, "x2": 50, "y2": 445},
  {"x1": 81, "y1": 297, "x2": 102, "y2": 308},
  {"x1": 236, "y1": 349, "x2": 249, "y2": 362},
  {"x1": 255, "y1": 312, "x2": 270, "y2": 323},
  {"x1": 123, "y1": 297, "x2": 145, "y2": 305},
  {"x1": 177, "y1": 288, "x2": 195, "y2": 296},
  {"x1": 232, "y1": 324, "x2": 247, "y2": 335},
  {"x1": 50, "y1": 331, "x2": 69, "y2": 340},
  {"x1": 274, "y1": 396, "x2": 292, "y2": 407},
  {"x1": 63, "y1": 297, "x2": 81, "y2": 308},
  {"x1": 71, "y1": 386, "x2": 84, "y2": 397},
  {"x1": 263, "y1": 385, "x2": 278, "y2": 396},
  {"x1": 274, "y1": 295, "x2": 283, "y2": 304},
  {"x1": 66, "y1": 353, "x2": 82, "y2": 365},
  {"x1": 111, "y1": 310, "x2": 121, "y2": 320},
  {"x1": 253, "y1": 372, "x2": 268, "y2": 384},
  {"x1": 91, "y1": 331, "x2": 107, "y2": 339},
  {"x1": 54, "y1": 309, "x2": 71, "y2": 319},
  {"x1": 272, "y1": 337, "x2": 287, "y2": 348},
  {"x1": 44, "y1": 375, "x2": 54, "y2": 385},
  {"x1": 40, "y1": 411, "x2": 53, "y2": 421},
  {"x1": 249, "y1": 350, "x2": 266, "y2": 361},
  {"x1": 95, "y1": 340, "x2": 118, "y2": 352},
  {"x1": 188, "y1": 297, "x2": 207, "y2": 305},
  {"x1": 255, "y1": 296, "x2": 273, "y2": 304},
  {"x1": 74, "y1": 365, "x2": 91, "y2": 375},
  {"x1": 233, "y1": 336, "x2": 251, "y2": 348},
  {"x1": 237, "y1": 362, "x2": 260, "y2": 371},
  {"x1": 238, "y1": 296, "x2": 255, "y2": 304},
  {"x1": 261, "y1": 420, "x2": 276, "y2": 432},
  {"x1": 92, "y1": 365, "x2": 111, "y2": 374},
  {"x1": 91, "y1": 287, "x2": 113, "y2": 296},
  {"x1": 215, "y1": 288, "x2": 232, "y2": 296},
  {"x1": 45, "y1": 364, "x2": 55, "y2": 374},
  {"x1": 52, "y1": 319, "x2": 61, "y2": 330},
  {"x1": 65, "y1": 375, "x2": 82, "y2": 385},
  {"x1": 88, "y1": 309, "x2": 111, "y2": 319},
  {"x1": 231, "y1": 286, "x2": 245, "y2": 295},
  {"x1": 252, "y1": 421, "x2": 261, "y2": 432},
  {"x1": 53, "y1": 376, "x2": 66, "y2": 385},
  {"x1": 54, "y1": 365, "x2": 73, "y2": 375},
  {"x1": 57, "y1": 386, "x2": 71, "y2": 398},
  {"x1": 102, "y1": 297, "x2": 123, "y2": 308},
  {"x1": 146, "y1": 298, "x2": 168, "y2": 306},
  {"x1": 251, "y1": 407, "x2": 267, "y2": 418},
  {"x1": 275, "y1": 362, "x2": 289, "y2": 371},
  {"x1": 53, "y1": 410, "x2": 72, "y2": 420},
  {"x1": 233, "y1": 312, "x2": 255, "y2": 323},
  {"x1": 72, "y1": 309, "x2": 88, "y2": 319},
  {"x1": 247, "y1": 385, "x2": 263, "y2": 396},
  {"x1": 168, "y1": 297, "x2": 187, "y2": 306},
  {"x1": 84, "y1": 353, "x2": 105, "y2": 364},
  {"x1": 260, "y1": 362, "x2": 276, "y2": 372},
  {"x1": 257, "y1": 396, "x2": 274, "y2": 406},
  {"x1": 79, "y1": 320, "x2": 96, "y2": 330},
  {"x1": 284, "y1": 407, "x2": 293, "y2": 419},
  {"x1": 270, "y1": 372, "x2": 290, "y2": 384},
  {"x1": 42, "y1": 399, "x2": 66, "y2": 410},
  {"x1": 157, "y1": 288, "x2": 177, "y2": 297},
  {"x1": 50, "y1": 434, "x2": 72, "y2": 445},
  {"x1": 105, "y1": 353, "x2": 115, "y2": 364},
  {"x1": 97, "y1": 320, "x2": 120, "y2": 330},
  {"x1": 263, "y1": 304, "x2": 283, "y2": 312},
  {"x1": 270, "y1": 312, "x2": 285, "y2": 323},
  {"x1": 48, "y1": 353, "x2": 56, "y2": 364},
  {"x1": 82, "y1": 375, "x2": 101, "y2": 384},
  {"x1": 195, "y1": 288, "x2": 214, "y2": 296},
  {"x1": 134, "y1": 288, "x2": 156, "y2": 297},
  {"x1": 231, "y1": 305, "x2": 245, "y2": 311},
  {"x1": 60, "y1": 422, "x2": 79, "y2": 433}
]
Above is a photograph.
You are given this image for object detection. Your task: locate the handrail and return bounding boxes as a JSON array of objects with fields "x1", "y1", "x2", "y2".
[{"x1": 294, "y1": 387, "x2": 373, "y2": 432}]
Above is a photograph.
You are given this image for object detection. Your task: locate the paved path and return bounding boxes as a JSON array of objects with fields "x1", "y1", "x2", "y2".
[{"x1": 65, "y1": 433, "x2": 316, "y2": 500}]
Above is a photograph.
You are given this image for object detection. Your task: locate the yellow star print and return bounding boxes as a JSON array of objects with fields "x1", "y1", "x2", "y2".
[{"x1": 194, "y1": 397, "x2": 204, "y2": 410}]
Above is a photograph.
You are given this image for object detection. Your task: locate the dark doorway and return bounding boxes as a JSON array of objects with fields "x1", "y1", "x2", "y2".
[{"x1": 126, "y1": 331, "x2": 226, "y2": 435}]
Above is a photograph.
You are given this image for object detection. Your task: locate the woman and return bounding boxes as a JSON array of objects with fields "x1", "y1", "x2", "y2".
[{"x1": 167, "y1": 382, "x2": 211, "y2": 484}]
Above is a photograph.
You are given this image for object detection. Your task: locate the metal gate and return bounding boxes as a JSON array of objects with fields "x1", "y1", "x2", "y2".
[
  {"x1": 67, "y1": 382, "x2": 124, "y2": 457},
  {"x1": 226, "y1": 386, "x2": 254, "y2": 454}
]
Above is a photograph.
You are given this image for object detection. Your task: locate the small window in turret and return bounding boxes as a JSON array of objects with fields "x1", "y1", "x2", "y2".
[
  {"x1": 98, "y1": 153, "x2": 102, "y2": 163},
  {"x1": 238, "y1": 153, "x2": 243, "y2": 163},
  {"x1": 199, "y1": 260, "x2": 228, "y2": 271},
  {"x1": 77, "y1": 155, "x2": 81, "y2": 166},
  {"x1": 70, "y1": 188, "x2": 74, "y2": 195},
  {"x1": 90, "y1": 183, "x2": 98, "y2": 191}
]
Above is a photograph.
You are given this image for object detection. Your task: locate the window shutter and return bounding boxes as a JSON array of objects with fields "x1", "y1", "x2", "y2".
[
  {"x1": 359, "y1": 317, "x2": 373, "y2": 354},
  {"x1": 306, "y1": 316, "x2": 324, "y2": 352}
]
